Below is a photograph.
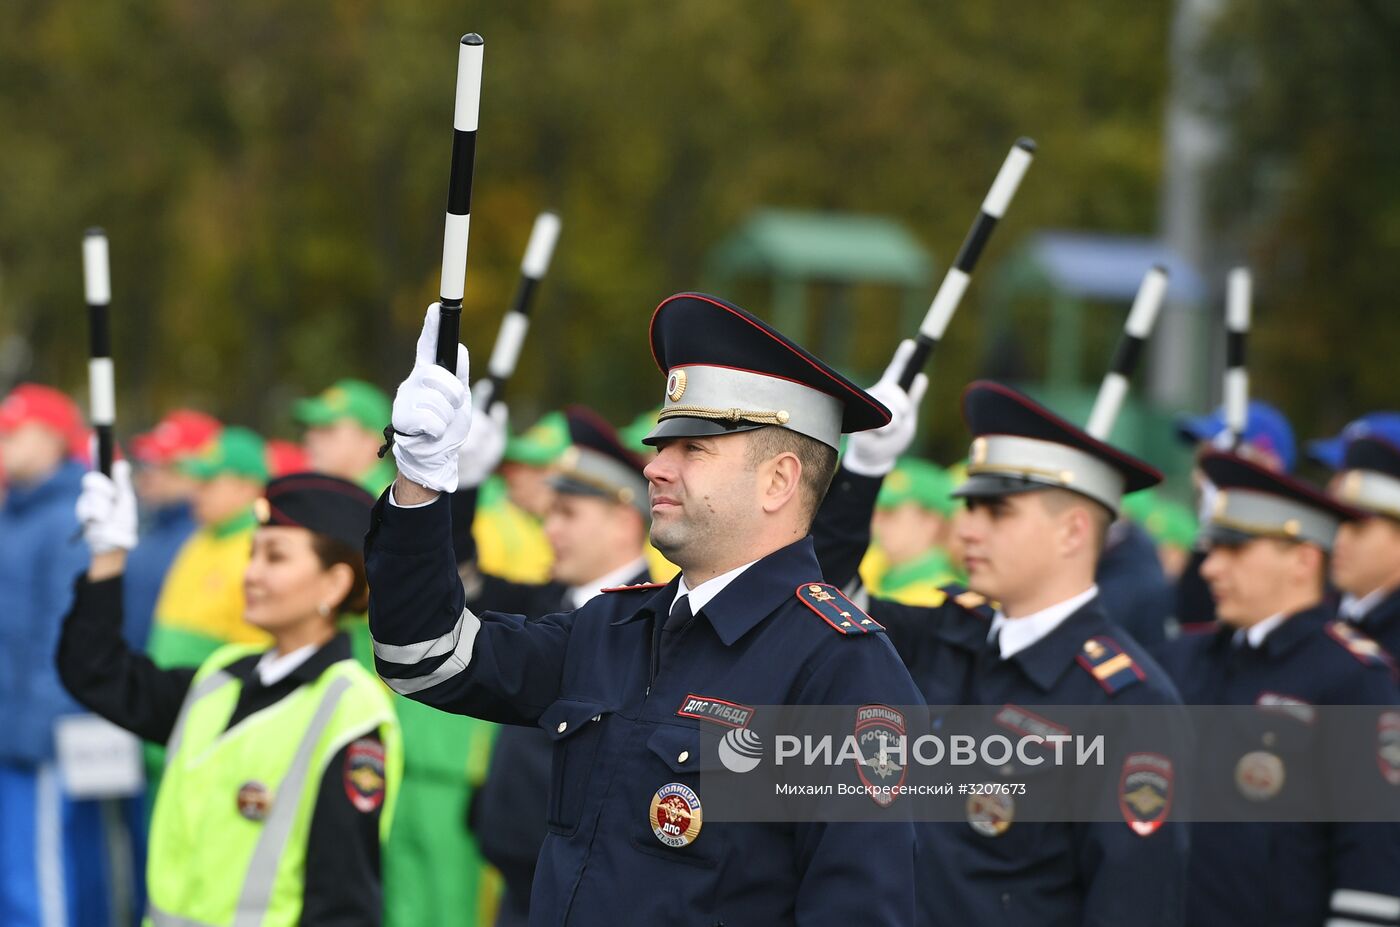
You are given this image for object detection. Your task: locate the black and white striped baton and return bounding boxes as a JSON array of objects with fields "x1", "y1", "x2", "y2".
[
  {"x1": 897, "y1": 138, "x2": 1036, "y2": 390},
  {"x1": 1085, "y1": 264, "x2": 1169, "y2": 441},
  {"x1": 1223, "y1": 267, "x2": 1251, "y2": 450},
  {"x1": 477, "y1": 210, "x2": 561, "y2": 410},
  {"x1": 435, "y1": 33, "x2": 485, "y2": 373},
  {"x1": 83, "y1": 228, "x2": 115, "y2": 476}
]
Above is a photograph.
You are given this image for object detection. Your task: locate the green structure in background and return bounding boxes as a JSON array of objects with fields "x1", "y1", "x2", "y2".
[
  {"x1": 703, "y1": 209, "x2": 933, "y2": 372},
  {"x1": 986, "y1": 231, "x2": 1209, "y2": 498}
]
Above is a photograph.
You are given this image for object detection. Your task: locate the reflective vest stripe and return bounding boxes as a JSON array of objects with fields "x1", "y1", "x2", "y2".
[
  {"x1": 165, "y1": 670, "x2": 236, "y2": 762},
  {"x1": 230, "y1": 675, "x2": 353, "y2": 927},
  {"x1": 149, "y1": 905, "x2": 218, "y2": 927}
]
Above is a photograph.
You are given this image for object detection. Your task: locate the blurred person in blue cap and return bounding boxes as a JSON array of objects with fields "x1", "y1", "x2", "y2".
[
  {"x1": 367, "y1": 293, "x2": 925, "y2": 925},
  {"x1": 1153, "y1": 450, "x2": 1400, "y2": 927},
  {"x1": 1326, "y1": 417, "x2": 1400, "y2": 658},
  {"x1": 1174, "y1": 399, "x2": 1297, "y2": 629},
  {"x1": 1307, "y1": 411, "x2": 1400, "y2": 473}
]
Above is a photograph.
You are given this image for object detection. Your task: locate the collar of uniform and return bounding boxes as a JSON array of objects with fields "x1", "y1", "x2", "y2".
[
  {"x1": 1003, "y1": 602, "x2": 1111, "y2": 692},
  {"x1": 1234, "y1": 612, "x2": 1287, "y2": 649},
  {"x1": 567, "y1": 559, "x2": 652, "y2": 610},
  {"x1": 1254, "y1": 604, "x2": 1331, "y2": 658},
  {"x1": 610, "y1": 537, "x2": 822, "y2": 647},
  {"x1": 1341, "y1": 586, "x2": 1391, "y2": 622},
  {"x1": 990, "y1": 585, "x2": 1099, "y2": 660},
  {"x1": 1358, "y1": 587, "x2": 1400, "y2": 634},
  {"x1": 269, "y1": 632, "x2": 351, "y2": 686}
]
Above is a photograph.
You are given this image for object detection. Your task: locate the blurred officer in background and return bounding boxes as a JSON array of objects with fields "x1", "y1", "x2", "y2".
[
  {"x1": 0, "y1": 384, "x2": 111, "y2": 927},
  {"x1": 367, "y1": 294, "x2": 926, "y2": 925},
  {"x1": 296, "y1": 378, "x2": 396, "y2": 494},
  {"x1": 1175, "y1": 399, "x2": 1297, "y2": 628},
  {"x1": 453, "y1": 404, "x2": 655, "y2": 927},
  {"x1": 60, "y1": 468, "x2": 401, "y2": 926},
  {"x1": 860, "y1": 456, "x2": 963, "y2": 605},
  {"x1": 1326, "y1": 421, "x2": 1400, "y2": 657},
  {"x1": 1154, "y1": 451, "x2": 1400, "y2": 927},
  {"x1": 471, "y1": 410, "x2": 567, "y2": 584}
]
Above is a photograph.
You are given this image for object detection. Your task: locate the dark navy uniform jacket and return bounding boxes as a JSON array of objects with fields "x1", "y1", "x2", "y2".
[
  {"x1": 1097, "y1": 519, "x2": 1173, "y2": 648},
  {"x1": 1154, "y1": 605, "x2": 1400, "y2": 927},
  {"x1": 816, "y1": 466, "x2": 1189, "y2": 926},
  {"x1": 1349, "y1": 588, "x2": 1400, "y2": 661},
  {"x1": 366, "y1": 491, "x2": 926, "y2": 927}
]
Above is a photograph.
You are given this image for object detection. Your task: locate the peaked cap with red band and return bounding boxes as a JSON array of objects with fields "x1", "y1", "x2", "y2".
[
  {"x1": 1199, "y1": 450, "x2": 1361, "y2": 550},
  {"x1": 551, "y1": 405, "x2": 651, "y2": 517},
  {"x1": 954, "y1": 380, "x2": 1162, "y2": 514},
  {"x1": 257, "y1": 472, "x2": 375, "y2": 549},
  {"x1": 643, "y1": 292, "x2": 890, "y2": 450}
]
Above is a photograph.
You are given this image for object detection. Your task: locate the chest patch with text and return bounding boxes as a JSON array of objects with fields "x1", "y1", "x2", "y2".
[{"x1": 675, "y1": 694, "x2": 754, "y2": 729}]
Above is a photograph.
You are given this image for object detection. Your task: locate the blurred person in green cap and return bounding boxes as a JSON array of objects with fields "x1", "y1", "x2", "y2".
[
  {"x1": 860, "y1": 457, "x2": 964, "y2": 605},
  {"x1": 473, "y1": 411, "x2": 569, "y2": 584},
  {"x1": 296, "y1": 378, "x2": 396, "y2": 494},
  {"x1": 148, "y1": 426, "x2": 272, "y2": 670},
  {"x1": 1123, "y1": 490, "x2": 1198, "y2": 580}
]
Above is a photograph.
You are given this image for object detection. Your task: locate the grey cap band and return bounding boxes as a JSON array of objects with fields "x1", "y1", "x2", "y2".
[
  {"x1": 549, "y1": 445, "x2": 651, "y2": 519},
  {"x1": 1205, "y1": 488, "x2": 1342, "y2": 549},
  {"x1": 643, "y1": 364, "x2": 845, "y2": 450},
  {"x1": 1336, "y1": 469, "x2": 1400, "y2": 521},
  {"x1": 955, "y1": 434, "x2": 1127, "y2": 512}
]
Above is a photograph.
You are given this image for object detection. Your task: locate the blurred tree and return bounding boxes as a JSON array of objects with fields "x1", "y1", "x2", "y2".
[{"x1": 0, "y1": 0, "x2": 1170, "y2": 462}]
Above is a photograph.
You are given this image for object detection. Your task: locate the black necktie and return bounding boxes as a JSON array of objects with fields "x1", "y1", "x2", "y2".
[{"x1": 659, "y1": 595, "x2": 695, "y2": 667}]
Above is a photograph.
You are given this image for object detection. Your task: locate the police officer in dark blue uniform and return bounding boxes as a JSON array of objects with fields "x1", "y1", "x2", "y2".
[
  {"x1": 1326, "y1": 425, "x2": 1400, "y2": 659},
  {"x1": 366, "y1": 294, "x2": 926, "y2": 926},
  {"x1": 1153, "y1": 451, "x2": 1400, "y2": 927},
  {"x1": 455, "y1": 407, "x2": 657, "y2": 927},
  {"x1": 817, "y1": 380, "x2": 1189, "y2": 927}
]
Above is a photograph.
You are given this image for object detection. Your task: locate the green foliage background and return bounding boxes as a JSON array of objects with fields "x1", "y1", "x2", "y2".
[{"x1": 2, "y1": 1, "x2": 1388, "y2": 458}]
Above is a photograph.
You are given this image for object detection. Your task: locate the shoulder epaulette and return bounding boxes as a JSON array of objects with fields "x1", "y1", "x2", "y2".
[
  {"x1": 1325, "y1": 620, "x2": 1397, "y2": 673},
  {"x1": 795, "y1": 582, "x2": 885, "y2": 636},
  {"x1": 939, "y1": 583, "x2": 996, "y2": 621},
  {"x1": 1075, "y1": 635, "x2": 1146, "y2": 695},
  {"x1": 600, "y1": 582, "x2": 667, "y2": 594}
]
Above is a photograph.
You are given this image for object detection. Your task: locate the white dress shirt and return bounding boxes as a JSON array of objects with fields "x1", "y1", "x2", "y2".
[
  {"x1": 567, "y1": 556, "x2": 652, "y2": 610},
  {"x1": 1234, "y1": 612, "x2": 1288, "y2": 649},
  {"x1": 988, "y1": 585, "x2": 1100, "y2": 659},
  {"x1": 672, "y1": 559, "x2": 761, "y2": 615},
  {"x1": 254, "y1": 642, "x2": 319, "y2": 687},
  {"x1": 1340, "y1": 588, "x2": 1388, "y2": 622}
]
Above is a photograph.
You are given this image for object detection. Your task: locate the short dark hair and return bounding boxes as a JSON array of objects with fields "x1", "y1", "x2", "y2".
[
  {"x1": 1039, "y1": 488, "x2": 1112, "y2": 557},
  {"x1": 743, "y1": 426, "x2": 839, "y2": 525},
  {"x1": 309, "y1": 534, "x2": 370, "y2": 616}
]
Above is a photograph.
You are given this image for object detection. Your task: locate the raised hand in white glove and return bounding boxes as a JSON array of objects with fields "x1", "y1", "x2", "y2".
[
  {"x1": 456, "y1": 387, "x2": 508, "y2": 490},
  {"x1": 843, "y1": 339, "x2": 930, "y2": 477},
  {"x1": 76, "y1": 459, "x2": 138, "y2": 554},
  {"x1": 390, "y1": 302, "x2": 473, "y2": 494}
]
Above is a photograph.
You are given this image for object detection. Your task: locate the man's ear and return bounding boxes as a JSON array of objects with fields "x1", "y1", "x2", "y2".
[{"x1": 761, "y1": 451, "x2": 803, "y2": 515}]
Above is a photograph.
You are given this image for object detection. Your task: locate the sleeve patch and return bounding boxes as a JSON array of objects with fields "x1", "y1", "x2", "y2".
[
  {"x1": 1119, "y1": 752, "x2": 1173, "y2": 836},
  {"x1": 795, "y1": 583, "x2": 885, "y2": 635},
  {"x1": 344, "y1": 737, "x2": 387, "y2": 813},
  {"x1": 601, "y1": 582, "x2": 667, "y2": 593},
  {"x1": 1075, "y1": 636, "x2": 1145, "y2": 696},
  {"x1": 1325, "y1": 621, "x2": 1397, "y2": 674}
]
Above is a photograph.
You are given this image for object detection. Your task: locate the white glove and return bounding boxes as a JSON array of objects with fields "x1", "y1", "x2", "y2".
[
  {"x1": 391, "y1": 303, "x2": 474, "y2": 493},
  {"x1": 76, "y1": 460, "x2": 138, "y2": 554},
  {"x1": 843, "y1": 339, "x2": 930, "y2": 477},
  {"x1": 457, "y1": 387, "x2": 509, "y2": 490}
]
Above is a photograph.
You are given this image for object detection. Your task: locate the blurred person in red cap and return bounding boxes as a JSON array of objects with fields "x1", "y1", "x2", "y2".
[
  {"x1": 265, "y1": 439, "x2": 310, "y2": 479},
  {"x1": 0, "y1": 383, "x2": 115, "y2": 927}
]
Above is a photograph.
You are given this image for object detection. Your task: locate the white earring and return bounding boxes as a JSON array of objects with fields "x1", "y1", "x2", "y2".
[{"x1": 317, "y1": 603, "x2": 331, "y2": 617}]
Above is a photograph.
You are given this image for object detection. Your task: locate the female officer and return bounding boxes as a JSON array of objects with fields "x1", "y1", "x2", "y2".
[{"x1": 58, "y1": 464, "x2": 400, "y2": 927}]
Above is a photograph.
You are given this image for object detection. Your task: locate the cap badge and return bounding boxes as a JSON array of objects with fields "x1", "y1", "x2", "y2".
[
  {"x1": 253, "y1": 497, "x2": 271, "y2": 524},
  {"x1": 667, "y1": 369, "x2": 687, "y2": 403},
  {"x1": 970, "y1": 437, "x2": 988, "y2": 465}
]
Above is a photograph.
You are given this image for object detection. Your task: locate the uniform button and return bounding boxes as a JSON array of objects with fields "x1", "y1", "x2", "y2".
[
  {"x1": 678, "y1": 751, "x2": 690, "y2": 764},
  {"x1": 557, "y1": 721, "x2": 568, "y2": 733}
]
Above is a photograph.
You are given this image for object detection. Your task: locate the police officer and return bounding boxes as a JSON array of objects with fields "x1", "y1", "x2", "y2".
[
  {"x1": 367, "y1": 293, "x2": 925, "y2": 925},
  {"x1": 1325, "y1": 424, "x2": 1400, "y2": 657},
  {"x1": 455, "y1": 405, "x2": 657, "y2": 927},
  {"x1": 1153, "y1": 451, "x2": 1400, "y2": 927},
  {"x1": 59, "y1": 467, "x2": 401, "y2": 925},
  {"x1": 816, "y1": 379, "x2": 1189, "y2": 926}
]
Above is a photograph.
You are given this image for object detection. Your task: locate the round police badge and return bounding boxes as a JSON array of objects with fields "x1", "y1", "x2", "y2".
[
  {"x1": 667, "y1": 369, "x2": 687, "y2": 403},
  {"x1": 252, "y1": 496, "x2": 271, "y2": 524},
  {"x1": 1235, "y1": 750, "x2": 1285, "y2": 801},
  {"x1": 237, "y1": 781, "x2": 273, "y2": 822},
  {"x1": 966, "y1": 793, "x2": 1014, "y2": 837},
  {"x1": 650, "y1": 782, "x2": 703, "y2": 848}
]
